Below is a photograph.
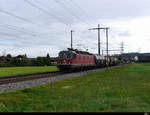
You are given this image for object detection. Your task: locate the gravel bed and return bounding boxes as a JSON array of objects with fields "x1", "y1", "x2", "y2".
[{"x1": 0, "y1": 65, "x2": 126, "y2": 93}]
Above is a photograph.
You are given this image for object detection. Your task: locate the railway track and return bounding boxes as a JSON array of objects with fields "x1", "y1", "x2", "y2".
[
  {"x1": 0, "y1": 63, "x2": 130, "y2": 86},
  {"x1": 0, "y1": 71, "x2": 61, "y2": 85}
]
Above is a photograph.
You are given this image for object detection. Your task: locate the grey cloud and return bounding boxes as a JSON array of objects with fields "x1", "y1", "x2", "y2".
[
  {"x1": 119, "y1": 31, "x2": 132, "y2": 37},
  {"x1": 0, "y1": 0, "x2": 149, "y2": 57},
  {"x1": 75, "y1": 0, "x2": 150, "y2": 19}
]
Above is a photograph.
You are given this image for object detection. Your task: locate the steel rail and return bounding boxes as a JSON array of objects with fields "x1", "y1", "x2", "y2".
[
  {"x1": 0, "y1": 63, "x2": 130, "y2": 85},
  {"x1": 0, "y1": 71, "x2": 61, "y2": 85}
]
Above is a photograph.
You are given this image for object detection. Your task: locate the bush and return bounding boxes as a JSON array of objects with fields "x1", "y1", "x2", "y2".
[
  {"x1": 0, "y1": 54, "x2": 52, "y2": 67},
  {"x1": 36, "y1": 57, "x2": 51, "y2": 66}
]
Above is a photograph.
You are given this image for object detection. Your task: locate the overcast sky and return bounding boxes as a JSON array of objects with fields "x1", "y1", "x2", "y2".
[{"x1": 0, "y1": 0, "x2": 150, "y2": 57}]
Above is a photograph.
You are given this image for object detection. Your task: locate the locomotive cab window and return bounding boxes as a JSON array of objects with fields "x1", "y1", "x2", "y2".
[
  {"x1": 66, "y1": 52, "x2": 73, "y2": 59},
  {"x1": 59, "y1": 52, "x2": 64, "y2": 59},
  {"x1": 73, "y1": 54, "x2": 76, "y2": 59}
]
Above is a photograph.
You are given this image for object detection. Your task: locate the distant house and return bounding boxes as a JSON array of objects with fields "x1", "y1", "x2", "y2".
[
  {"x1": 13, "y1": 55, "x2": 27, "y2": 60},
  {"x1": 0, "y1": 56, "x2": 7, "y2": 62},
  {"x1": 28, "y1": 58, "x2": 36, "y2": 61},
  {"x1": 136, "y1": 56, "x2": 150, "y2": 62},
  {"x1": 0, "y1": 56, "x2": 12, "y2": 62},
  {"x1": 134, "y1": 56, "x2": 138, "y2": 61},
  {"x1": 120, "y1": 53, "x2": 150, "y2": 62},
  {"x1": 50, "y1": 57, "x2": 58, "y2": 62}
]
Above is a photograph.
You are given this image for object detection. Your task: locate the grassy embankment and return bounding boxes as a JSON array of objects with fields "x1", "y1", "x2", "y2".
[
  {"x1": 0, "y1": 66, "x2": 58, "y2": 77},
  {"x1": 0, "y1": 63, "x2": 150, "y2": 112}
]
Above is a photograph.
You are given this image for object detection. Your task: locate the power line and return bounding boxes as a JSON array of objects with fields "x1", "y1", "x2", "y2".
[
  {"x1": 89, "y1": 24, "x2": 108, "y2": 55},
  {"x1": 32, "y1": 0, "x2": 94, "y2": 46},
  {"x1": 23, "y1": 0, "x2": 72, "y2": 28},
  {"x1": 120, "y1": 41, "x2": 124, "y2": 54},
  {"x1": 54, "y1": 0, "x2": 95, "y2": 27},
  {"x1": 0, "y1": 24, "x2": 36, "y2": 36},
  {"x1": 0, "y1": 9, "x2": 36, "y2": 25},
  {"x1": 0, "y1": 6, "x2": 70, "y2": 35},
  {"x1": 0, "y1": 25, "x2": 71, "y2": 46},
  {"x1": 69, "y1": 0, "x2": 95, "y2": 25},
  {"x1": 0, "y1": 32, "x2": 30, "y2": 41},
  {"x1": 89, "y1": 25, "x2": 110, "y2": 69},
  {"x1": 53, "y1": 0, "x2": 92, "y2": 27},
  {"x1": 0, "y1": 23, "x2": 70, "y2": 40},
  {"x1": 0, "y1": 32, "x2": 21, "y2": 38},
  {"x1": 0, "y1": 8, "x2": 54, "y2": 31},
  {"x1": 33, "y1": 0, "x2": 75, "y2": 26},
  {"x1": 4, "y1": 24, "x2": 37, "y2": 34}
]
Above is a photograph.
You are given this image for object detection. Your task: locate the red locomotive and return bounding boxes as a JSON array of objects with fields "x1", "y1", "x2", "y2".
[
  {"x1": 57, "y1": 48, "x2": 95, "y2": 71},
  {"x1": 57, "y1": 48, "x2": 119, "y2": 71}
]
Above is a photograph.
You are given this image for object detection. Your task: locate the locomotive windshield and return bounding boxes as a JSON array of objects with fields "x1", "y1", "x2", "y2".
[
  {"x1": 66, "y1": 52, "x2": 72, "y2": 59},
  {"x1": 59, "y1": 51, "x2": 74, "y2": 59},
  {"x1": 59, "y1": 52, "x2": 64, "y2": 59}
]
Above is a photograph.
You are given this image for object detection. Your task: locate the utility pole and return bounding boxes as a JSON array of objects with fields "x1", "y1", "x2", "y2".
[
  {"x1": 120, "y1": 41, "x2": 124, "y2": 54},
  {"x1": 103, "y1": 49, "x2": 121, "y2": 52},
  {"x1": 71, "y1": 30, "x2": 74, "y2": 49},
  {"x1": 98, "y1": 24, "x2": 100, "y2": 55},
  {"x1": 102, "y1": 50, "x2": 104, "y2": 55},
  {"x1": 89, "y1": 24, "x2": 107, "y2": 55},
  {"x1": 105, "y1": 28, "x2": 110, "y2": 70}
]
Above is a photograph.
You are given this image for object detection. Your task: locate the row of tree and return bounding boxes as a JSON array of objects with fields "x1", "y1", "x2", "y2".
[{"x1": 0, "y1": 53, "x2": 52, "y2": 67}]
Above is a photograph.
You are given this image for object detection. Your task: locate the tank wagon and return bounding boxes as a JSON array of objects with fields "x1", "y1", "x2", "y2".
[
  {"x1": 94, "y1": 55, "x2": 106, "y2": 67},
  {"x1": 108, "y1": 56, "x2": 118, "y2": 66}
]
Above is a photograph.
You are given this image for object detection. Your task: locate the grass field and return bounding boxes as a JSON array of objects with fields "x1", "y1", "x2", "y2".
[
  {"x1": 0, "y1": 66, "x2": 58, "y2": 77},
  {"x1": 0, "y1": 63, "x2": 150, "y2": 112}
]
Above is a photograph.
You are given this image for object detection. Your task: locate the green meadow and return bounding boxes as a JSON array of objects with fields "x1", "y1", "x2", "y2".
[
  {"x1": 0, "y1": 66, "x2": 58, "y2": 77},
  {"x1": 0, "y1": 63, "x2": 150, "y2": 112}
]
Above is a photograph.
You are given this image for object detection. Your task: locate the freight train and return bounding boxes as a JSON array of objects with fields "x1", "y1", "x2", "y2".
[{"x1": 57, "y1": 48, "x2": 119, "y2": 71}]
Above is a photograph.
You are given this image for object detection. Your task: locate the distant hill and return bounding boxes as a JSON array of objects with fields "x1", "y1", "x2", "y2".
[{"x1": 120, "y1": 53, "x2": 150, "y2": 57}]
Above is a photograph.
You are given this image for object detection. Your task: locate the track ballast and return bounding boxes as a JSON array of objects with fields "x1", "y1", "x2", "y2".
[{"x1": 0, "y1": 63, "x2": 129, "y2": 86}]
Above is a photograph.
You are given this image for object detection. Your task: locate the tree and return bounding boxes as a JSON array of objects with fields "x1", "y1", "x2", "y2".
[
  {"x1": 36, "y1": 57, "x2": 45, "y2": 66},
  {"x1": 7, "y1": 54, "x2": 12, "y2": 58},
  {"x1": 11, "y1": 58, "x2": 21, "y2": 66},
  {"x1": 45, "y1": 53, "x2": 51, "y2": 66},
  {"x1": 21, "y1": 57, "x2": 32, "y2": 66},
  {"x1": 36, "y1": 56, "x2": 51, "y2": 66},
  {"x1": 43, "y1": 57, "x2": 51, "y2": 66},
  {"x1": 0, "y1": 60, "x2": 7, "y2": 67},
  {"x1": 47, "y1": 53, "x2": 50, "y2": 58}
]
